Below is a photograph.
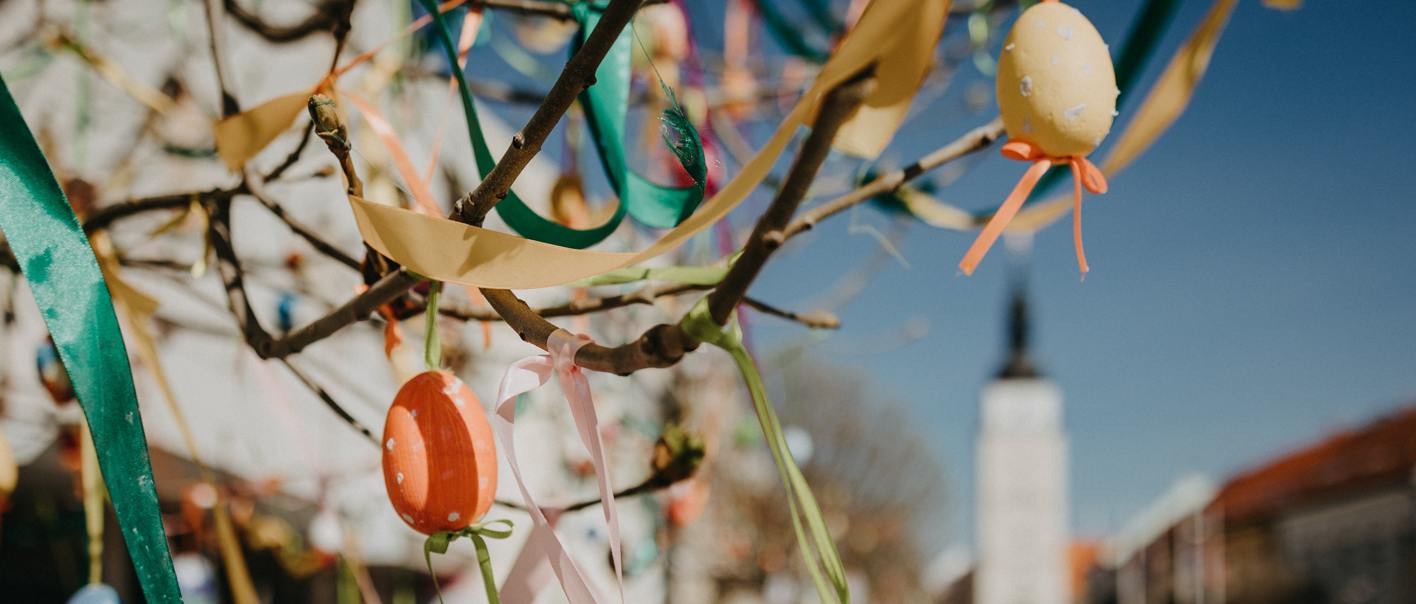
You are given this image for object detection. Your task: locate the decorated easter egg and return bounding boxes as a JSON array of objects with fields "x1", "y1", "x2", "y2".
[
  {"x1": 996, "y1": 1, "x2": 1118, "y2": 158},
  {"x1": 382, "y1": 371, "x2": 498, "y2": 535}
]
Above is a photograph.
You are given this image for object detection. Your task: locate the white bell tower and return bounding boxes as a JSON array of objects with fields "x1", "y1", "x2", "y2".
[{"x1": 975, "y1": 287, "x2": 1070, "y2": 604}]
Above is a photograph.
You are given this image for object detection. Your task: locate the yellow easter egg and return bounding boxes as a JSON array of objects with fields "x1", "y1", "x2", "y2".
[{"x1": 996, "y1": 1, "x2": 1118, "y2": 158}]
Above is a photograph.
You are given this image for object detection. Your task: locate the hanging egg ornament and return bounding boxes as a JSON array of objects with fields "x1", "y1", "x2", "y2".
[
  {"x1": 381, "y1": 371, "x2": 498, "y2": 535},
  {"x1": 960, "y1": 0, "x2": 1115, "y2": 275}
]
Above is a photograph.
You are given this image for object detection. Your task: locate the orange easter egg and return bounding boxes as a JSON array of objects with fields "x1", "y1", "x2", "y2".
[
  {"x1": 996, "y1": 0, "x2": 1118, "y2": 158},
  {"x1": 382, "y1": 371, "x2": 498, "y2": 534}
]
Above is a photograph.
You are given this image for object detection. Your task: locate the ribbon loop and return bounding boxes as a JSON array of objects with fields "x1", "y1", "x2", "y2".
[
  {"x1": 493, "y1": 329, "x2": 623, "y2": 604},
  {"x1": 425, "y1": 519, "x2": 516, "y2": 604},
  {"x1": 960, "y1": 139, "x2": 1111, "y2": 275}
]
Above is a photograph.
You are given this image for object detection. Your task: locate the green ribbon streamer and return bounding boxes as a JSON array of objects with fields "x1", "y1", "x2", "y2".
[
  {"x1": 424, "y1": 519, "x2": 515, "y2": 604},
  {"x1": 424, "y1": 279, "x2": 442, "y2": 372},
  {"x1": 571, "y1": 2, "x2": 706, "y2": 230},
  {"x1": 679, "y1": 299, "x2": 849, "y2": 604},
  {"x1": 0, "y1": 75, "x2": 181, "y2": 601},
  {"x1": 416, "y1": 0, "x2": 704, "y2": 249},
  {"x1": 747, "y1": 0, "x2": 830, "y2": 63}
]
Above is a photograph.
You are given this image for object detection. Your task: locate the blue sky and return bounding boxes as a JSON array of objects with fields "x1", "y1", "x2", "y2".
[{"x1": 739, "y1": 0, "x2": 1416, "y2": 544}]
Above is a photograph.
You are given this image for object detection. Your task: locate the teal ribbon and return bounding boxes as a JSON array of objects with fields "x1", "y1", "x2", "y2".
[
  {"x1": 679, "y1": 299, "x2": 849, "y2": 604},
  {"x1": 0, "y1": 75, "x2": 181, "y2": 601},
  {"x1": 416, "y1": 0, "x2": 705, "y2": 249},
  {"x1": 425, "y1": 519, "x2": 515, "y2": 604}
]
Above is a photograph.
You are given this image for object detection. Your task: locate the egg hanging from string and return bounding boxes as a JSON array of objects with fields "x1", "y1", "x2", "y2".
[
  {"x1": 960, "y1": 0, "x2": 1117, "y2": 275},
  {"x1": 381, "y1": 371, "x2": 498, "y2": 535}
]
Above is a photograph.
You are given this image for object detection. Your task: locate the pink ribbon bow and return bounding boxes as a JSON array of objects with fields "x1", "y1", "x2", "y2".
[{"x1": 493, "y1": 329, "x2": 623, "y2": 604}]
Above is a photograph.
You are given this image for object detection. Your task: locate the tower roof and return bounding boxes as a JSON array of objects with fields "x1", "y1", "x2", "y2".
[{"x1": 998, "y1": 286, "x2": 1041, "y2": 379}]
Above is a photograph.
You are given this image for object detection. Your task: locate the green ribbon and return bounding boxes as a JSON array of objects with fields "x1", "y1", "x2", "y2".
[
  {"x1": 0, "y1": 75, "x2": 181, "y2": 601},
  {"x1": 424, "y1": 279, "x2": 442, "y2": 372},
  {"x1": 416, "y1": 0, "x2": 705, "y2": 249},
  {"x1": 424, "y1": 519, "x2": 515, "y2": 604},
  {"x1": 679, "y1": 299, "x2": 849, "y2": 604}
]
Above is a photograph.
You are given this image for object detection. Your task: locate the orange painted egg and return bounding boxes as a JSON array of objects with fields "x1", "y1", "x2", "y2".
[
  {"x1": 381, "y1": 371, "x2": 498, "y2": 535},
  {"x1": 996, "y1": 0, "x2": 1118, "y2": 158}
]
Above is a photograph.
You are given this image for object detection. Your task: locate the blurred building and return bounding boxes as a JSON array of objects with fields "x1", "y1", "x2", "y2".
[
  {"x1": 976, "y1": 289, "x2": 1070, "y2": 604},
  {"x1": 1097, "y1": 405, "x2": 1416, "y2": 604}
]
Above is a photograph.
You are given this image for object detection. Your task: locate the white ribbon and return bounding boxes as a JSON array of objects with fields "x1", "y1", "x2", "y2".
[{"x1": 493, "y1": 329, "x2": 623, "y2": 604}]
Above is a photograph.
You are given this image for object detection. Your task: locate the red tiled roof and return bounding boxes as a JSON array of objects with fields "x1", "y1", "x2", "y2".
[{"x1": 1211, "y1": 405, "x2": 1416, "y2": 525}]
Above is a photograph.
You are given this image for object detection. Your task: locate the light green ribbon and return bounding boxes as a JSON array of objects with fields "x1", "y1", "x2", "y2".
[
  {"x1": 424, "y1": 279, "x2": 443, "y2": 372},
  {"x1": 0, "y1": 74, "x2": 181, "y2": 601},
  {"x1": 679, "y1": 299, "x2": 850, "y2": 604},
  {"x1": 415, "y1": 0, "x2": 705, "y2": 249},
  {"x1": 425, "y1": 519, "x2": 515, "y2": 604}
]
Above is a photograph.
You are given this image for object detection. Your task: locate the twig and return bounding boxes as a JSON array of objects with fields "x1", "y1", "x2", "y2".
[
  {"x1": 244, "y1": 179, "x2": 362, "y2": 270},
  {"x1": 436, "y1": 282, "x2": 708, "y2": 321},
  {"x1": 223, "y1": 0, "x2": 356, "y2": 44},
  {"x1": 782, "y1": 116, "x2": 1004, "y2": 240},
  {"x1": 742, "y1": 297, "x2": 840, "y2": 329},
  {"x1": 280, "y1": 359, "x2": 378, "y2": 443},
  {"x1": 83, "y1": 193, "x2": 203, "y2": 234},
  {"x1": 493, "y1": 474, "x2": 671, "y2": 513}
]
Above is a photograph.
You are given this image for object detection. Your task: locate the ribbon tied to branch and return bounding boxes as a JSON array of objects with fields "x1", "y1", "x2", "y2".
[{"x1": 493, "y1": 329, "x2": 623, "y2": 604}]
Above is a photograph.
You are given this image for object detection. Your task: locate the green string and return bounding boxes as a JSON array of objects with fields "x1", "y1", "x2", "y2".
[
  {"x1": 679, "y1": 299, "x2": 849, "y2": 604},
  {"x1": 424, "y1": 519, "x2": 515, "y2": 604},
  {"x1": 0, "y1": 74, "x2": 181, "y2": 601},
  {"x1": 424, "y1": 280, "x2": 442, "y2": 372}
]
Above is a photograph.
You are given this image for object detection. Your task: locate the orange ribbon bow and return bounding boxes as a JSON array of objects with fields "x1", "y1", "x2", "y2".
[{"x1": 960, "y1": 139, "x2": 1108, "y2": 275}]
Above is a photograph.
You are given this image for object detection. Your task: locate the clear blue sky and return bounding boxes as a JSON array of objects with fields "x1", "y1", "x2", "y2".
[{"x1": 739, "y1": 0, "x2": 1416, "y2": 544}]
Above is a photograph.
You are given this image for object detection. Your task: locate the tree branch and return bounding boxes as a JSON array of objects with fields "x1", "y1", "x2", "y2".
[
  {"x1": 743, "y1": 297, "x2": 840, "y2": 329},
  {"x1": 479, "y1": 69, "x2": 878, "y2": 375},
  {"x1": 782, "y1": 116, "x2": 1004, "y2": 240},
  {"x1": 437, "y1": 282, "x2": 708, "y2": 321}
]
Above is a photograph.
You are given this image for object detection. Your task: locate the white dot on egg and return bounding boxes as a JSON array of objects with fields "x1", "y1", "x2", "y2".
[
  {"x1": 1082, "y1": 62, "x2": 1091, "y2": 74},
  {"x1": 1092, "y1": 137, "x2": 1102, "y2": 147},
  {"x1": 397, "y1": 472, "x2": 404, "y2": 484},
  {"x1": 1019, "y1": 76, "x2": 1033, "y2": 98},
  {"x1": 410, "y1": 409, "x2": 417, "y2": 418},
  {"x1": 1051, "y1": 56, "x2": 1059, "y2": 65},
  {"x1": 448, "y1": 512, "x2": 460, "y2": 522},
  {"x1": 386, "y1": 438, "x2": 395, "y2": 451},
  {"x1": 1005, "y1": 43, "x2": 1015, "y2": 52},
  {"x1": 1034, "y1": 21, "x2": 1045, "y2": 28},
  {"x1": 454, "y1": 397, "x2": 466, "y2": 406},
  {"x1": 1057, "y1": 26, "x2": 1074, "y2": 40},
  {"x1": 479, "y1": 477, "x2": 489, "y2": 488},
  {"x1": 1064, "y1": 103, "x2": 1087, "y2": 121},
  {"x1": 402, "y1": 514, "x2": 414, "y2": 524},
  {"x1": 1022, "y1": 117, "x2": 1034, "y2": 134},
  {"x1": 1111, "y1": 109, "x2": 1119, "y2": 117}
]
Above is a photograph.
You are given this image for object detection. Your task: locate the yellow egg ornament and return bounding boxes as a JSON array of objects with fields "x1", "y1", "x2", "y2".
[{"x1": 960, "y1": 0, "x2": 1117, "y2": 275}]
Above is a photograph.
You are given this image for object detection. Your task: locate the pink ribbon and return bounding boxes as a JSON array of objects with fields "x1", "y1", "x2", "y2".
[{"x1": 493, "y1": 330, "x2": 623, "y2": 604}]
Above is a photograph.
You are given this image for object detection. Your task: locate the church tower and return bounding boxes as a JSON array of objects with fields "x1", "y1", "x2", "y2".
[{"x1": 975, "y1": 286, "x2": 1070, "y2": 604}]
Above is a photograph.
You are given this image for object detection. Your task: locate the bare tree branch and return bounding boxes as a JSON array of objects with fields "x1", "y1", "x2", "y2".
[
  {"x1": 783, "y1": 116, "x2": 1004, "y2": 240},
  {"x1": 743, "y1": 297, "x2": 840, "y2": 330}
]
